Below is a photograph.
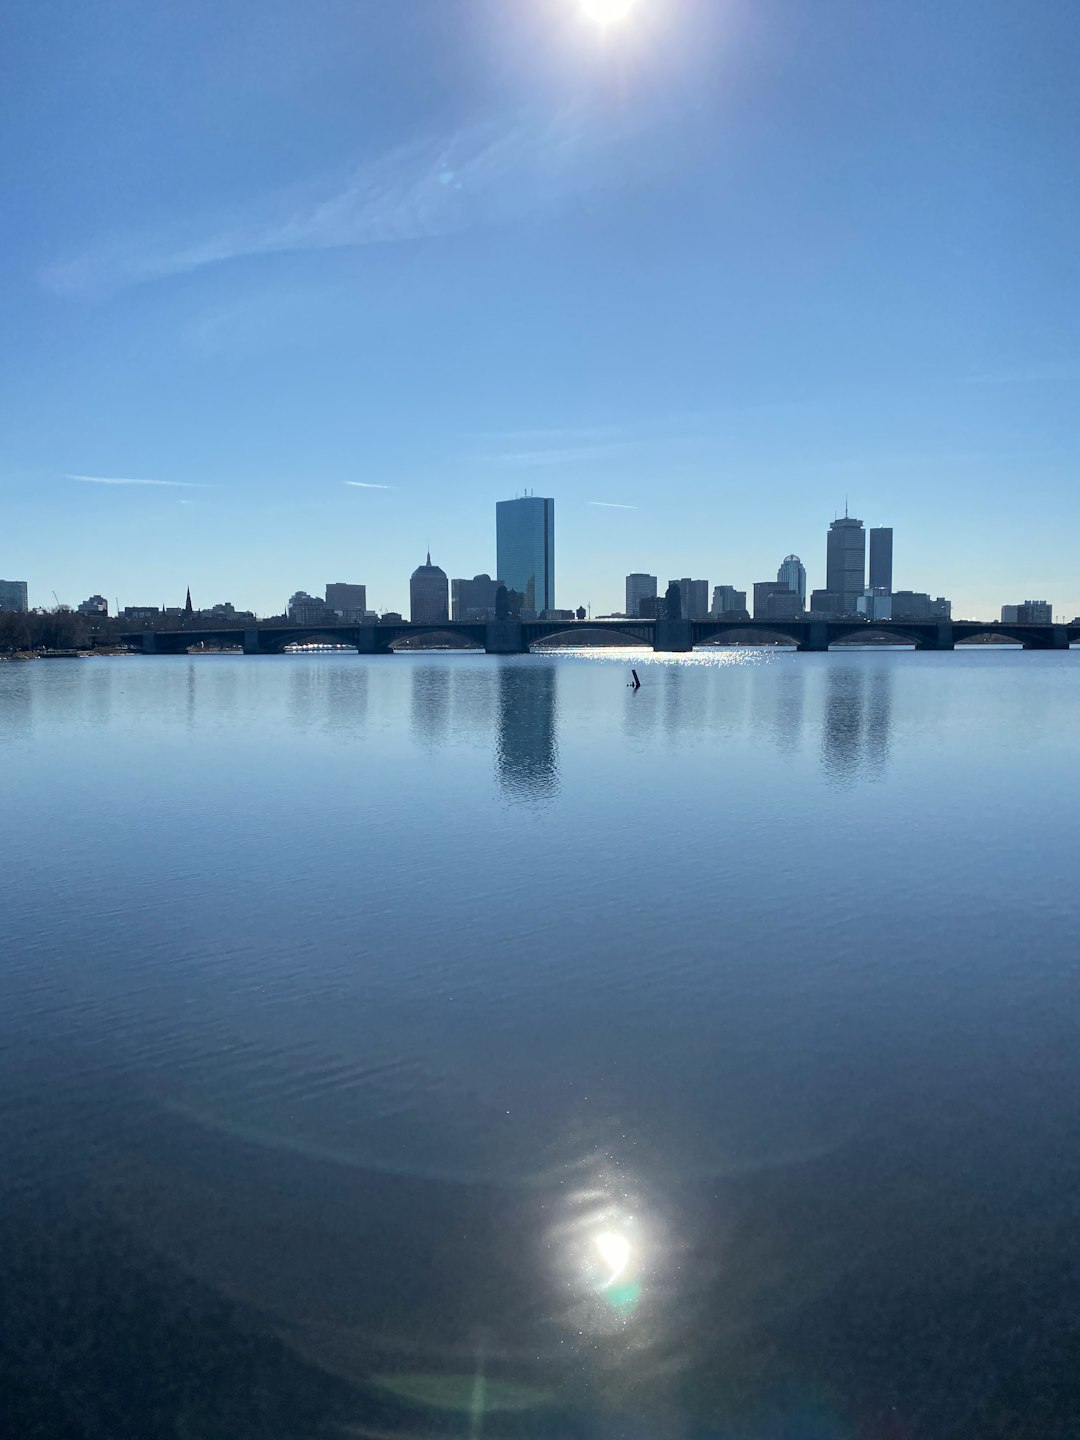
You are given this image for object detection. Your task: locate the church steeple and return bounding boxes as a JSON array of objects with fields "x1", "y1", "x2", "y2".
[{"x1": 185, "y1": 586, "x2": 193, "y2": 614}]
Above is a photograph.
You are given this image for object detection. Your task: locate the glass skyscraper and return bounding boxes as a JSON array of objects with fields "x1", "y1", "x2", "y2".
[
  {"x1": 496, "y1": 496, "x2": 555, "y2": 618},
  {"x1": 869, "y1": 527, "x2": 893, "y2": 592},
  {"x1": 826, "y1": 515, "x2": 866, "y2": 616}
]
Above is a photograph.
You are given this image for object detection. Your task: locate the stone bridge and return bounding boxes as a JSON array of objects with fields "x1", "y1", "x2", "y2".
[{"x1": 115, "y1": 617, "x2": 1079, "y2": 655}]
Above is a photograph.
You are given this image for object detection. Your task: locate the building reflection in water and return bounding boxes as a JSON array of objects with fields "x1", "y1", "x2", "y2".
[
  {"x1": 821, "y1": 663, "x2": 894, "y2": 785},
  {"x1": 288, "y1": 656, "x2": 370, "y2": 735},
  {"x1": 770, "y1": 664, "x2": 805, "y2": 754},
  {"x1": 410, "y1": 663, "x2": 451, "y2": 752},
  {"x1": 495, "y1": 660, "x2": 559, "y2": 804}
]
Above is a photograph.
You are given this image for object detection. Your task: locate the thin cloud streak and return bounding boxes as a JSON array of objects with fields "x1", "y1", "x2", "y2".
[
  {"x1": 43, "y1": 107, "x2": 643, "y2": 298},
  {"x1": 588, "y1": 500, "x2": 639, "y2": 509},
  {"x1": 345, "y1": 481, "x2": 394, "y2": 489},
  {"x1": 488, "y1": 442, "x2": 634, "y2": 467},
  {"x1": 68, "y1": 473, "x2": 206, "y2": 488}
]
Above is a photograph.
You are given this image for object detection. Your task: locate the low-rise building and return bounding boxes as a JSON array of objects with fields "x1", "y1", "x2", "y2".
[
  {"x1": 711, "y1": 585, "x2": 746, "y2": 617},
  {"x1": 810, "y1": 589, "x2": 842, "y2": 616},
  {"x1": 77, "y1": 595, "x2": 109, "y2": 616},
  {"x1": 1004, "y1": 599, "x2": 1051, "y2": 624},
  {"x1": 325, "y1": 583, "x2": 367, "y2": 621},
  {"x1": 452, "y1": 574, "x2": 501, "y2": 621},
  {"x1": 754, "y1": 581, "x2": 802, "y2": 621},
  {"x1": 288, "y1": 591, "x2": 339, "y2": 625}
]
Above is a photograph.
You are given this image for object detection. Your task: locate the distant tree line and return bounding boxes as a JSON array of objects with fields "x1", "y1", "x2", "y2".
[{"x1": 0, "y1": 607, "x2": 91, "y2": 652}]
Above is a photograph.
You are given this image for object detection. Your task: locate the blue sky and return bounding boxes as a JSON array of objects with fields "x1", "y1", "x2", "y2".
[{"x1": 2, "y1": 0, "x2": 1078, "y2": 618}]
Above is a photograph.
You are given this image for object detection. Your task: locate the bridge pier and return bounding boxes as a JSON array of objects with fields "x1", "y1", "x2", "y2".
[
  {"x1": 798, "y1": 620, "x2": 829, "y2": 653},
  {"x1": 141, "y1": 633, "x2": 158, "y2": 654},
  {"x1": 355, "y1": 628, "x2": 392, "y2": 655},
  {"x1": 933, "y1": 620, "x2": 954, "y2": 651},
  {"x1": 653, "y1": 619, "x2": 693, "y2": 652},
  {"x1": 243, "y1": 628, "x2": 264, "y2": 655},
  {"x1": 485, "y1": 621, "x2": 527, "y2": 654},
  {"x1": 1052, "y1": 625, "x2": 1070, "y2": 650}
]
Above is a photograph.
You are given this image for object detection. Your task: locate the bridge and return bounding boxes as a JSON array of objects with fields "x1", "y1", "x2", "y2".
[{"x1": 114, "y1": 617, "x2": 1080, "y2": 655}]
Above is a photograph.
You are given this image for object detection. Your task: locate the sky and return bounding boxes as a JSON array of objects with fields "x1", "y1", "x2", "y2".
[{"x1": 2, "y1": 0, "x2": 1078, "y2": 619}]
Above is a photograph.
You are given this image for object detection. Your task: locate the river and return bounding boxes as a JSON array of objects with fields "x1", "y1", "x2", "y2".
[{"x1": 1, "y1": 648, "x2": 1078, "y2": 1438}]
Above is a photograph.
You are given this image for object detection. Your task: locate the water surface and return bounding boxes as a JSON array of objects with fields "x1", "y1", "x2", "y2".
[{"x1": 2, "y1": 649, "x2": 1078, "y2": 1438}]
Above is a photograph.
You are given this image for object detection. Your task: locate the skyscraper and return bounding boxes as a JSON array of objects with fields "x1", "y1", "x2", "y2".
[
  {"x1": 869, "y1": 528, "x2": 893, "y2": 592},
  {"x1": 410, "y1": 552, "x2": 449, "y2": 624},
  {"x1": 826, "y1": 514, "x2": 866, "y2": 616},
  {"x1": 776, "y1": 555, "x2": 807, "y2": 607},
  {"x1": 625, "y1": 573, "x2": 657, "y2": 618},
  {"x1": 496, "y1": 496, "x2": 554, "y2": 618}
]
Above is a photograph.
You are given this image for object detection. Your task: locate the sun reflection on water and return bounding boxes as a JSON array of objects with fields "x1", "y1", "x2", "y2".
[{"x1": 546, "y1": 1153, "x2": 668, "y2": 1340}]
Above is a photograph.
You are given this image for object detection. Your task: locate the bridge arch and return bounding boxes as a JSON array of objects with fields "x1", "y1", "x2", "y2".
[
  {"x1": 827, "y1": 624, "x2": 930, "y2": 649},
  {"x1": 527, "y1": 624, "x2": 651, "y2": 649},
  {"x1": 953, "y1": 626, "x2": 1051, "y2": 649},
  {"x1": 693, "y1": 623, "x2": 801, "y2": 648},
  {"x1": 387, "y1": 627, "x2": 485, "y2": 651}
]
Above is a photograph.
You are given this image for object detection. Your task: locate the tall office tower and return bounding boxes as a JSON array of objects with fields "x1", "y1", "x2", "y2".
[
  {"x1": 669, "y1": 578, "x2": 709, "y2": 620},
  {"x1": 452, "y1": 574, "x2": 501, "y2": 621},
  {"x1": 826, "y1": 514, "x2": 866, "y2": 615},
  {"x1": 776, "y1": 554, "x2": 807, "y2": 607},
  {"x1": 496, "y1": 496, "x2": 555, "y2": 618},
  {"x1": 711, "y1": 585, "x2": 747, "y2": 617},
  {"x1": 409, "y1": 552, "x2": 449, "y2": 624},
  {"x1": 0, "y1": 580, "x2": 29, "y2": 612},
  {"x1": 869, "y1": 528, "x2": 893, "y2": 592},
  {"x1": 325, "y1": 583, "x2": 367, "y2": 620},
  {"x1": 625, "y1": 573, "x2": 657, "y2": 618}
]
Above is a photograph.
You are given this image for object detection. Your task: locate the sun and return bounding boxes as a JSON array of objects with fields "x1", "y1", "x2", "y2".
[{"x1": 581, "y1": 0, "x2": 638, "y2": 25}]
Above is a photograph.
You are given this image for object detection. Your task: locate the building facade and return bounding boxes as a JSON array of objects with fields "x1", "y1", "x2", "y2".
[
  {"x1": 410, "y1": 553, "x2": 449, "y2": 625},
  {"x1": 288, "y1": 591, "x2": 339, "y2": 625},
  {"x1": 711, "y1": 585, "x2": 747, "y2": 617},
  {"x1": 669, "y1": 578, "x2": 709, "y2": 620},
  {"x1": 754, "y1": 581, "x2": 802, "y2": 621},
  {"x1": 496, "y1": 496, "x2": 554, "y2": 618},
  {"x1": 325, "y1": 583, "x2": 367, "y2": 621},
  {"x1": 1014, "y1": 600, "x2": 1051, "y2": 624},
  {"x1": 77, "y1": 595, "x2": 109, "y2": 616},
  {"x1": 869, "y1": 528, "x2": 893, "y2": 592},
  {"x1": 625, "y1": 573, "x2": 657, "y2": 618},
  {"x1": 776, "y1": 554, "x2": 807, "y2": 607},
  {"x1": 0, "y1": 580, "x2": 29, "y2": 612},
  {"x1": 452, "y1": 574, "x2": 501, "y2": 621},
  {"x1": 810, "y1": 589, "x2": 842, "y2": 616},
  {"x1": 826, "y1": 516, "x2": 866, "y2": 615}
]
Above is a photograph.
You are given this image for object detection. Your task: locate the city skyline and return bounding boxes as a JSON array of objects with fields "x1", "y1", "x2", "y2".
[
  {"x1": 2, "y1": 1, "x2": 1078, "y2": 618},
  {"x1": 0, "y1": 497, "x2": 1069, "y2": 622}
]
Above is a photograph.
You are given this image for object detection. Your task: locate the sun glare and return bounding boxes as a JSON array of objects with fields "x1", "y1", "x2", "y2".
[{"x1": 581, "y1": 0, "x2": 638, "y2": 26}]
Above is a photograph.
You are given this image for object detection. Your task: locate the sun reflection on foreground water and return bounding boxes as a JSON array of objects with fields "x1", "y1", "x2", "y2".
[{"x1": 546, "y1": 1154, "x2": 668, "y2": 1340}]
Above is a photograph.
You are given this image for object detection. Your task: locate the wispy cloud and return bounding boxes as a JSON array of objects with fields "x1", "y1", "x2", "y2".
[
  {"x1": 68, "y1": 473, "x2": 206, "y2": 488},
  {"x1": 43, "y1": 107, "x2": 642, "y2": 299},
  {"x1": 345, "y1": 481, "x2": 393, "y2": 490},
  {"x1": 588, "y1": 500, "x2": 639, "y2": 509},
  {"x1": 487, "y1": 441, "x2": 634, "y2": 468}
]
